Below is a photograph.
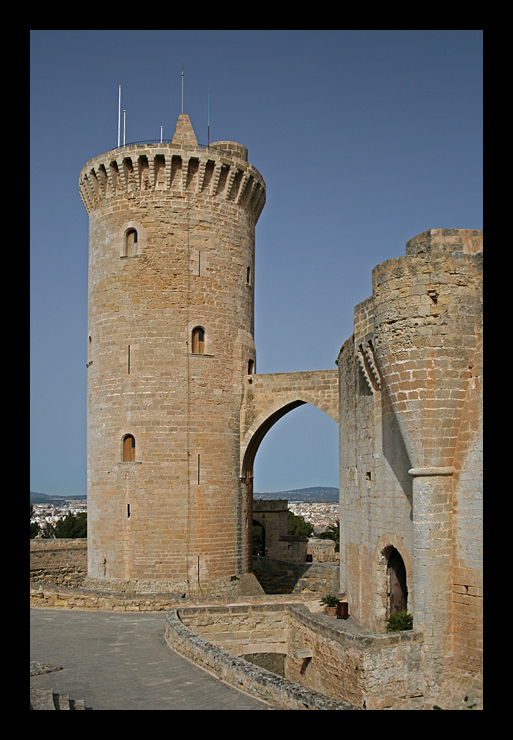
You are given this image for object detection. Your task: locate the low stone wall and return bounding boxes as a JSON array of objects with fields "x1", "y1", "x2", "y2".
[
  {"x1": 30, "y1": 582, "x2": 181, "y2": 611},
  {"x1": 253, "y1": 556, "x2": 339, "y2": 594},
  {"x1": 29, "y1": 583, "x2": 321, "y2": 613},
  {"x1": 172, "y1": 602, "x2": 425, "y2": 710},
  {"x1": 165, "y1": 608, "x2": 360, "y2": 710},
  {"x1": 287, "y1": 604, "x2": 424, "y2": 710},
  {"x1": 30, "y1": 539, "x2": 87, "y2": 587},
  {"x1": 179, "y1": 602, "x2": 289, "y2": 658}
]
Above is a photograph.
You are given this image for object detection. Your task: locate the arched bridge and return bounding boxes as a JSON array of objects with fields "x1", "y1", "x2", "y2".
[{"x1": 240, "y1": 370, "x2": 339, "y2": 478}]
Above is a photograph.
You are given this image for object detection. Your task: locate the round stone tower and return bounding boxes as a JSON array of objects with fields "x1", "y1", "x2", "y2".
[{"x1": 80, "y1": 114, "x2": 266, "y2": 594}]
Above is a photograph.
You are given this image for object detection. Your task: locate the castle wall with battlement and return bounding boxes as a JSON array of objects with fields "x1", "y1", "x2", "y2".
[
  {"x1": 338, "y1": 228, "x2": 483, "y2": 678},
  {"x1": 81, "y1": 116, "x2": 265, "y2": 593}
]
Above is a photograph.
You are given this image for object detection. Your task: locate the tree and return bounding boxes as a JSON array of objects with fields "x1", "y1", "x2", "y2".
[
  {"x1": 287, "y1": 510, "x2": 313, "y2": 537},
  {"x1": 54, "y1": 510, "x2": 87, "y2": 538},
  {"x1": 318, "y1": 520, "x2": 339, "y2": 551},
  {"x1": 41, "y1": 521, "x2": 56, "y2": 539}
]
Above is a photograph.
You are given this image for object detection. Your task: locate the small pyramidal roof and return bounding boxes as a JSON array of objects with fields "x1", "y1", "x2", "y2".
[{"x1": 171, "y1": 114, "x2": 198, "y2": 147}]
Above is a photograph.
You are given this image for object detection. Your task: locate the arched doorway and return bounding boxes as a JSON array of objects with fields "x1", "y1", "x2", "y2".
[
  {"x1": 253, "y1": 520, "x2": 265, "y2": 556},
  {"x1": 388, "y1": 547, "x2": 408, "y2": 614}
]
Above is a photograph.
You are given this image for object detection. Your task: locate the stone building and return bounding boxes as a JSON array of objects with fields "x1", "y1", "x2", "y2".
[
  {"x1": 80, "y1": 114, "x2": 265, "y2": 595},
  {"x1": 337, "y1": 228, "x2": 483, "y2": 682},
  {"x1": 79, "y1": 114, "x2": 482, "y2": 686}
]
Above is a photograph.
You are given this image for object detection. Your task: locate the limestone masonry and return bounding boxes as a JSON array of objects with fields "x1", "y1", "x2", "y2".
[
  {"x1": 79, "y1": 114, "x2": 482, "y2": 694},
  {"x1": 80, "y1": 115, "x2": 264, "y2": 595}
]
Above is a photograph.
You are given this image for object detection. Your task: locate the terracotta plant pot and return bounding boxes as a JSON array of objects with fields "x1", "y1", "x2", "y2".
[{"x1": 326, "y1": 606, "x2": 337, "y2": 616}]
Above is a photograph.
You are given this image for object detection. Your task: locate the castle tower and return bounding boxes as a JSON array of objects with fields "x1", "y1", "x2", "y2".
[
  {"x1": 338, "y1": 227, "x2": 482, "y2": 684},
  {"x1": 80, "y1": 114, "x2": 266, "y2": 593},
  {"x1": 372, "y1": 229, "x2": 483, "y2": 680}
]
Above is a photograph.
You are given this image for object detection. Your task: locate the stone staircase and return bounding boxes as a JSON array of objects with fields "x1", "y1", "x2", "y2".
[{"x1": 30, "y1": 662, "x2": 90, "y2": 710}]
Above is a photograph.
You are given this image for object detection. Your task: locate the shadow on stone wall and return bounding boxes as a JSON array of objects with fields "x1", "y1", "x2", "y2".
[{"x1": 253, "y1": 556, "x2": 340, "y2": 595}]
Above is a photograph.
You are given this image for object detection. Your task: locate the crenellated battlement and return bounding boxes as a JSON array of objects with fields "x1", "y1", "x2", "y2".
[{"x1": 79, "y1": 140, "x2": 266, "y2": 220}]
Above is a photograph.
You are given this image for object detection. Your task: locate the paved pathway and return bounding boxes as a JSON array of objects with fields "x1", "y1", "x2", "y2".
[{"x1": 30, "y1": 608, "x2": 270, "y2": 710}]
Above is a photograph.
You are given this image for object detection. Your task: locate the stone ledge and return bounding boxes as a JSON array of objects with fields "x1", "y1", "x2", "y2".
[{"x1": 288, "y1": 604, "x2": 424, "y2": 649}]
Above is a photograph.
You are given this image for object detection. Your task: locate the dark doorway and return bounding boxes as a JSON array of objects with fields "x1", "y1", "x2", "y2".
[
  {"x1": 388, "y1": 548, "x2": 408, "y2": 613},
  {"x1": 253, "y1": 521, "x2": 265, "y2": 556}
]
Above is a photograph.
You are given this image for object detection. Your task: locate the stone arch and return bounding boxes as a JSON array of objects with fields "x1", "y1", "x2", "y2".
[
  {"x1": 241, "y1": 389, "x2": 337, "y2": 480},
  {"x1": 239, "y1": 370, "x2": 339, "y2": 574}
]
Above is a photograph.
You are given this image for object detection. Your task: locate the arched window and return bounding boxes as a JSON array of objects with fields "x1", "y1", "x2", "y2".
[
  {"x1": 248, "y1": 359, "x2": 255, "y2": 375},
  {"x1": 123, "y1": 434, "x2": 136, "y2": 462},
  {"x1": 125, "y1": 228, "x2": 138, "y2": 257},
  {"x1": 192, "y1": 327, "x2": 205, "y2": 354}
]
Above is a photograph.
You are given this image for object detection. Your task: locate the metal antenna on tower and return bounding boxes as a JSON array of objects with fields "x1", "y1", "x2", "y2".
[
  {"x1": 117, "y1": 85, "x2": 121, "y2": 147},
  {"x1": 181, "y1": 64, "x2": 184, "y2": 114},
  {"x1": 207, "y1": 89, "x2": 210, "y2": 147}
]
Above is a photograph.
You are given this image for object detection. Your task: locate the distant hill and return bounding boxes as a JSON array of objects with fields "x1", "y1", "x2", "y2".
[
  {"x1": 30, "y1": 491, "x2": 87, "y2": 504},
  {"x1": 254, "y1": 487, "x2": 338, "y2": 503},
  {"x1": 31, "y1": 488, "x2": 338, "y2": 504}
]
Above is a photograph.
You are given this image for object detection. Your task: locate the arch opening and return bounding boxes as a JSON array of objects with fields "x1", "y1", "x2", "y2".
[
  {"x1": 243, "y1": 401, "x2": 338, "y2": 487},
  {"x1": 253, "y1": 520, "x2": 265, "y2": 556},
  {"x1": 242, "y1": 400, "x2": 306, "y2": 484},
  {"x1": 386, "y1": 546, "x2": 408, "y2": 615},
  {"x1": 240, "y1": 393, "x2": 339, "y2": 579}
]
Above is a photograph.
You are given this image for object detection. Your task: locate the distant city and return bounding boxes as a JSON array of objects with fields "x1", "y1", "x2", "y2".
[{"x1": 30, "y1": 487, "x2": 339, "y2": 535}]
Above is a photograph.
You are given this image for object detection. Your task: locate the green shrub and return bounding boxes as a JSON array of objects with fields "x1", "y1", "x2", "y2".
[
  {"x1": 319, "y1": 593, "x2": 339, "y2": 608},
  {"x1": 385, "y1": 610, "x2": 413, "y2": 632}
]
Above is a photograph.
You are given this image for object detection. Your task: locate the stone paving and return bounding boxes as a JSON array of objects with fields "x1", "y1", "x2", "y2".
[{"x1": 30, "y1": 608, "x2": 270, "y2": 710}]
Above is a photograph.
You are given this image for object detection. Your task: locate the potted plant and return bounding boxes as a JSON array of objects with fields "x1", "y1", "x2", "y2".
[{"x1": 320, "y1": 593, "x2": 339, "y2": 616}]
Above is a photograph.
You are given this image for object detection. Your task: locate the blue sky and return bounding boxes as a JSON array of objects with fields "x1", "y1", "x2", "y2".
[{"x1": 30, "y1": 30, "x2": 482, "y2": 496}]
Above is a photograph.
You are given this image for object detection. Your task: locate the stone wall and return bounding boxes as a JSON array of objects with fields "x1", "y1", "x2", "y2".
[
  {"x1": 30, "y1": 539, "x2": 87, "y2": 587},
  {"x1": 165, "y1": 606, "x2": 359, "y2": 710},
  {"x1": 252, "y1": 499, "x2": 289, "y2": 559},
  {"x1": 30, "y1": 581, "x2": 180, "y2": 611},
  {"x1": 172, "y1": 602, "x2": 425, "y2": 710},
  {"x1": 82, "y1": 114, "x2": 266, "y2": 589},
  {"x1": 307, "y1": 538, "x2": 338, "y2": 562},
  {"x1": 286, "y1": 605, "x2": 424, "y2": 710},
  {"x1": 253, "y1": 556, "x2": 339, "y2": 595},
  {"x1": 338, "y1": 228, "x2": 483, "y2": 680}
]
